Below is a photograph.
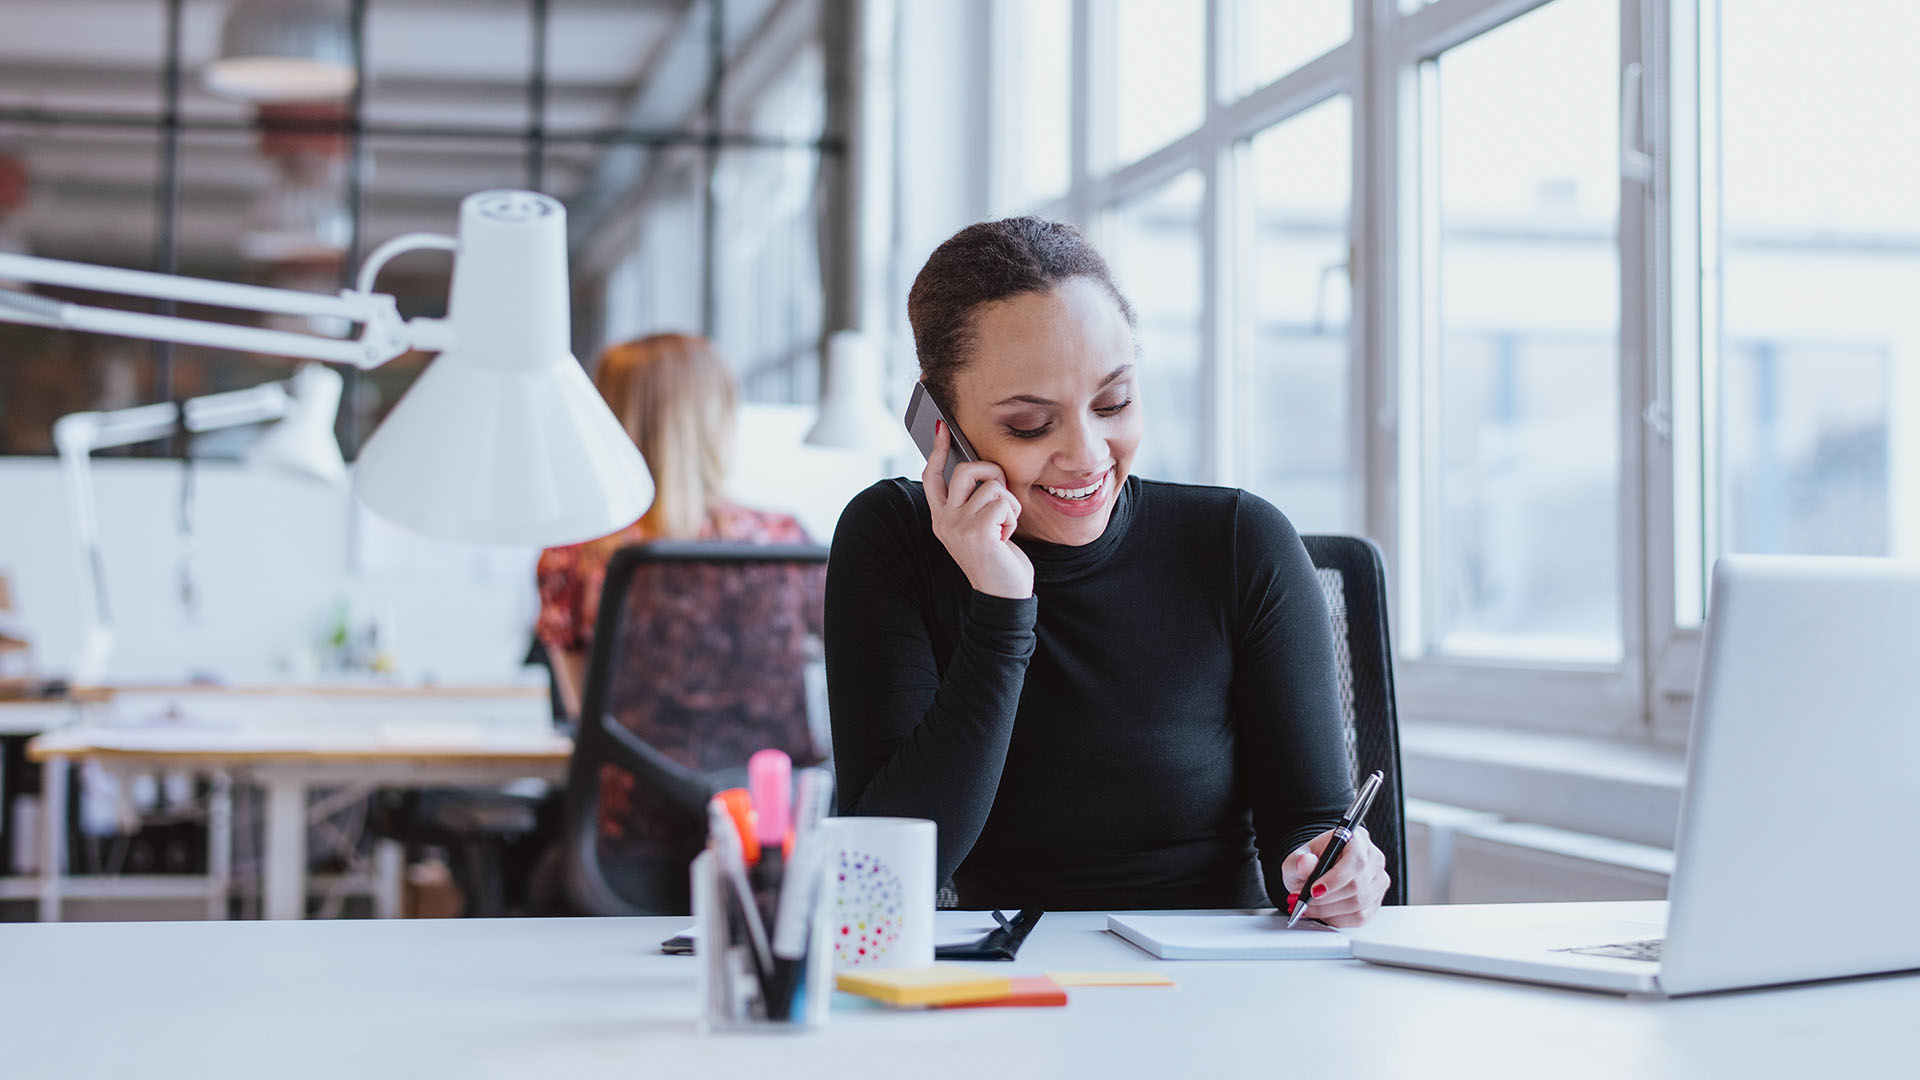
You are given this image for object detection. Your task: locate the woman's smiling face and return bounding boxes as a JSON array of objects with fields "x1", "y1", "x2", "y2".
[{"x1": 945, "y1": 276, "x2": 1143, "y2": 547}]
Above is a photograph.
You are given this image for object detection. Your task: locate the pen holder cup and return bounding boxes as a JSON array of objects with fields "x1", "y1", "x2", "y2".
[{"x1": 692, "y1": 850, "x2": 835, "y2": 1031}]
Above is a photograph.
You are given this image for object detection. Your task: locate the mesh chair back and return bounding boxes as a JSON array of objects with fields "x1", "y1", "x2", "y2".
[
  {"x1": 1302, "y1": 534, "x2": 1408, "y2": 906},
  {"x1": 565, "y1": 541, "x2": 829, "y2": 915}
]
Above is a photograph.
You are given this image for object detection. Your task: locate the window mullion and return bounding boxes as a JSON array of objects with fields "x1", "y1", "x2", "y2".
[
  {"x1": 1068, "y1": 0, "x2": 1093, "y2": 225},
  {"x1": 1201, "y1": 0, "x2": 1228, "y2": 485},
  {"x1": 1620, "y1": 0, "x2": 1657, "y2": 732}
]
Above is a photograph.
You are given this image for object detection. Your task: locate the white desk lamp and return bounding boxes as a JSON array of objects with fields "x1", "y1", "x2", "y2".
[
  {"x1": 0, "y1": 189, "x2": 653, "y2": 546},
  {"x1": 804, "y1": 329, "x2": 906, "y2": 454},
  {"x1": 52, "y1": 363, "x2": 346, "y2": 685},
  {"x1": 0, "y1": 189, "x2": 654, "y2": 682}
]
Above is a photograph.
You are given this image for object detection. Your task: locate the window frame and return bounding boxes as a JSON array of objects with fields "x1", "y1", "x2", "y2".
[
  {"x1": 980, "y1": 0, "x2": 1721, "y2": 743},
  {"x1": 1373, "y1": 0, "x2": 1655, "y2": 737}
]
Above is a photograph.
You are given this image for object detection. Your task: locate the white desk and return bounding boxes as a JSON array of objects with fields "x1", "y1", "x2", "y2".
[
  {"x1": 0, "y1": 697, "x2": 94, "y2": 736},
  {"x1": 1, "y1": 910, "x2": 1914, "y2": 1078},
  {"x1": 25, "y1": 687, "x2": 567, "y2": 921}
]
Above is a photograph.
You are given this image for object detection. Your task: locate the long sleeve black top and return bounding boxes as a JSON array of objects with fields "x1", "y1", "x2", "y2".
[{"x1": 824, "y1": 474, "x2": 1354, "y2": 910}]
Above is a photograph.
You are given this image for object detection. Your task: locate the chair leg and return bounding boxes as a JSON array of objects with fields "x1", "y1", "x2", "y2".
[{"x1": 457, "y1": 842, "x2": 506, "y2": 918}]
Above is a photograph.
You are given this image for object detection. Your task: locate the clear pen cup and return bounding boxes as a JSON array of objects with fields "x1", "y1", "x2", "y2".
[{"x1": 691, "y1": 849, "x2": 835, "y2": 1031}]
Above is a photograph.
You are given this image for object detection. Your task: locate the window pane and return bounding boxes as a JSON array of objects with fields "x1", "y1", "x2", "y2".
[
  {"x1": 993, "y1": 0, "x2": 1071, "y2": 211},
  {"x1": 1101, "y1": 171, "x2": 1205, "y2": 484},
  {"x1": 1240, "y1": 95, "x2": 1352, "y2": 532},
  {"x1": 1708, "y1": 1, "x2": 1920, "y2": 564},
  {"x1": 0, "y1": 125, "x2": 163, "y2": 455},
  {"x1": 1235, "y1": 1, "x2": 1352, "y2": 96},
  {"x1": 1097, "y1": 0, "x2": 1205, "y2": 169},
  {"x1": 1422, "y1": 0, "x2": 1620, "y2": 662},
  {"x1": 714, "y1": 50, "x2": 826, "y2": 405}
]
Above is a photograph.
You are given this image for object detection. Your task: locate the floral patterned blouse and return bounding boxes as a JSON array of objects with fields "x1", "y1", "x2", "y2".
[{"x1": 535, "y1": 501, "x2": 811, "y2": 657}]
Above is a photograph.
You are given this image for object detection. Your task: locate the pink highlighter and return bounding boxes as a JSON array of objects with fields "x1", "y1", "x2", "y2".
[{"x1": 746, "y1": 750, "x2": 793, "y2": 907}]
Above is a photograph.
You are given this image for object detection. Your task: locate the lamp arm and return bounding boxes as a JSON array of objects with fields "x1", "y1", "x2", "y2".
[
  {"x1": 56, "y1": 386, "x2": 294, "y2": 457},
  {"x1": 34, "y1": 303, "x2": 379, "y2": 366},
  {"x1": 0, "y1": 253, "x2": 370, "y2": 320},
  {"x1": 181, "y1": 383, "x2": 293, "y2": 433},
  {"x1": 50, "y1": 378, "x2": 301, "y2": 684},
  {"x1": 0, "y1": 241, "x2": 460, "y2": 370}
]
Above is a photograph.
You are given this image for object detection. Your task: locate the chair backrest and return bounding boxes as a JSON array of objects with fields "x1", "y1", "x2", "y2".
[
  {"x1": 1301, "y1": 534, "x2": 1408, "y2": 906},
  {"x1": 564, "y1": 541, "x2": 829, "y2": 916}
]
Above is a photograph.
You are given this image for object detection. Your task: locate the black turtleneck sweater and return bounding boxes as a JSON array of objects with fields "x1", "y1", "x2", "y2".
[{"x1": 824, "y1": 475, "x2": 1354, "y2": 911}]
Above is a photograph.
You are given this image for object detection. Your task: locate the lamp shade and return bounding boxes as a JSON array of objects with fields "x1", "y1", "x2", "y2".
[
  {"x1": 248, "y1": 362, "x2": 346, "y2": 483},
  {"x1": 805, "y1": 329, "x2": 907, "y2": 454},
  {"x1": 204, "y1": 0, "x2": 357, "y2": 103},
  {"x1": 352, "y1": 191, "x2": 653, "y2": 546}
]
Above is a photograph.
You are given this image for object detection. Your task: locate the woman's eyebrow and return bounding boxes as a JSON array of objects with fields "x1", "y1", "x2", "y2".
[{"x1": 991, "y1": 364, "x2": 1136, "y2": 407}]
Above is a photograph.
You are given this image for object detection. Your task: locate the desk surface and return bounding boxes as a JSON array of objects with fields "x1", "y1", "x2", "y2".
[
  {"x1": 3, "y1": 910, "x2": 1914, "y2": 1079},
  {"x1": 26, "y1": 726, "x2": 572, "y2": 768},
  {"x1": 23, "y1": 685, "x2": 567, "y2": 767},
  {"x1": 1, "y1": 683, "x2": 546, "y2": 738},
  {"x1": 0, "y1": 698, "x2": 86, "y2": 735}
]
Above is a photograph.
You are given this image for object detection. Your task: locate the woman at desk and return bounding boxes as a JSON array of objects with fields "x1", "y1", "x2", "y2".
[
  {"x1": 826, "y1": 219, "x2": 1389, "y2": 925},
  {"x1": 535, "y1": 332, "x2": 809, "y2": 717}
]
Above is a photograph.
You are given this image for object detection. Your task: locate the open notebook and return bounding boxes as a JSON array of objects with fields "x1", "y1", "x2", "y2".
[{"x1": 1107, "y1": 914, "x2": 1351, "y2": 960}]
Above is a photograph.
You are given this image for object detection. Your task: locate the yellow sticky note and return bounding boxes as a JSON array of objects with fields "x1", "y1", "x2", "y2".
[
  {"x1": 1046, "y1": 971, "x2": 1178, "y2": 988},
  {"x1": 835, "y1": 967, "x2": 1014, "y2": 1007}
]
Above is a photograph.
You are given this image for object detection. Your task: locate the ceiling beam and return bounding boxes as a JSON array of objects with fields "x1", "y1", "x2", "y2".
[{"x1": 565, "y1": 0, "x2": 795, "y2": 250}]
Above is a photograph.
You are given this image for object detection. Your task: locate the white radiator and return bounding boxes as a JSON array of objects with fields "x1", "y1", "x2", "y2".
[
  {"x1": 1449, "y1": 820, "x2": 1672, "y2": 903},
  {"x1": 1404, "y1": 801, "x2": 1672, "y2": 904}
]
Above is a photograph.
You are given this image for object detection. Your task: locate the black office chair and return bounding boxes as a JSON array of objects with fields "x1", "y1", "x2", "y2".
[
  {"x1": 562, "y1": 541, "x2": 829, "y2": 916},
  {"x1": 1302, "y1": 534, "x2": 1408, "y2": 906},
  {"x1": 362, "y1": 633, "x2": 563, "y2": 918}
]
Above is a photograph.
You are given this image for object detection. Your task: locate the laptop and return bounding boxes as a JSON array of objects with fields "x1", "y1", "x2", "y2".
[{"x1": 1348, "y1": 556, "x2": 1920, "y2": 996}]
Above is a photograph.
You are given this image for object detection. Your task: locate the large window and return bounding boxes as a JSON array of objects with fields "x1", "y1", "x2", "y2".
[
  {"x1": 1093, "y1": 0, "x2": 1206, "y2": 170},
  {"x1": 1413, "y1": 0, "x2": 1621, "y2": 663},
  {"x1": 991, "y1": 0, "x2": 1072, "y2": 213},
  {"x1": 713, "y1": 49, "x2": 826, "y2": 404},
  {"x1": 1101, "y1": 171, "x2": 1207, "y2": 484},
  {"x1": 1685, "y1": 0, "x2": 1920, "y2": 612},
  {"x1": 1233, "y1": 0, "x2": 1352, "y2": 97},
  {"x1": 2, "y1": 0, "x2": 833, "y2": 458},
  {"x1": 1239, "y1": 94, "x2": 1354, "y2": 532},
  {"x1": 972, "y1": 0, "x2": 1916, "y2": 738}
]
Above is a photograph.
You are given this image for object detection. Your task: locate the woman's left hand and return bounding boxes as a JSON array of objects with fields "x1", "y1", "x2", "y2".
[{"x1": 1279, "y1": 826, "x2": 1389, "y2": 928}]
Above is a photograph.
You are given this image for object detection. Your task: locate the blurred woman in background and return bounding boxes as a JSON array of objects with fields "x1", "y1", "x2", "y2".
[{"x1": 535, "y1": 332, "x2": 808, "y2": 717}]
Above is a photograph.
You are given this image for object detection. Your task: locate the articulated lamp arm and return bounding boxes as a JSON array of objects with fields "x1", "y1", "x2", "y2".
[
  {"x1": 5, "y1": 189, "x2": 654, "y2": 637},
  {"x1": 0, "y1": 231, "x2": 456, "y2": 369}
]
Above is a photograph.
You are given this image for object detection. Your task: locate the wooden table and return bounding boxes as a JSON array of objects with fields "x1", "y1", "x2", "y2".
[
  {"x1": 25, "y1": 686, "x2": 568, "y2": 920},
  {"x1": 0, "y1": 909, "x2": 1914, "y2": 1078}
]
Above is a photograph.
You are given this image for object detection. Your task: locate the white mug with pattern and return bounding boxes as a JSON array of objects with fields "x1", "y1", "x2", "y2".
[{"x1": 818, "y1": 816, "x2": 936, "y2": 971}]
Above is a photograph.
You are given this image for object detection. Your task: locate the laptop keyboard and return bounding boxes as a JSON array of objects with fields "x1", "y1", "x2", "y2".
[{"x1": 1557, "y1": 938, "x2": 1664, "y2": 962}]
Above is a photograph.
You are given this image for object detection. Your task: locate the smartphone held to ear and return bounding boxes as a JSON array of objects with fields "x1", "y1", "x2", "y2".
[{"x1": 904, "y1": 382, "x2": 979, "y2": 486}]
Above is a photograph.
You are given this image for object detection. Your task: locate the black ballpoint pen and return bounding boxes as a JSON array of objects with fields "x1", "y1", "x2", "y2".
[{"x1": 1287, "y1": 769, "x2": 1385, "y2": 928}]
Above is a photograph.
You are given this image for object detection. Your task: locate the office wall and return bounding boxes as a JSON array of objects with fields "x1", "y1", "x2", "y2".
[
  {"x1": 0, "y1": 403, "x2": 886, "y2": 684},
  {"x1": 0, "y1": 456, "x2": 538, "y2": 685}
]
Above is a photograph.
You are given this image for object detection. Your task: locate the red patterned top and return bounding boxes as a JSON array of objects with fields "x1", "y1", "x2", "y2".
[{"x1": 535, "y1": 502, "x2": 811, "y2": 656}]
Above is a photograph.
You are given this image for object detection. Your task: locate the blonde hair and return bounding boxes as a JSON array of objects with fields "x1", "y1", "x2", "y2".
[{"x1": 594, "y1": 333, "x2": 737, "y2": 540}]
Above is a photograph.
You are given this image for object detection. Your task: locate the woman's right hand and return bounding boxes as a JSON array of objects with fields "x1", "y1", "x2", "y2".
[{"x1": 924, "y1": 420, "x2": 1034, "y2": 599}]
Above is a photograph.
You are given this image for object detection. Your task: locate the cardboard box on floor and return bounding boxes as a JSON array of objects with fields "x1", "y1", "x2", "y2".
[
  {"x1": 0, "y1": 572, "x2": 22, "y2": 645},
  {"x1": 1, "y1": 572, "x2": 42, "y2": 696},
  {"x1": 404, "y1": 857, "x2": 465, "y2": 918}
]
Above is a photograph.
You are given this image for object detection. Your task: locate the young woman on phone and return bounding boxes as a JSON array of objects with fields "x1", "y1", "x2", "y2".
[{"x1": 824, "y1": 218, "x2": 1389, "y2": 925}]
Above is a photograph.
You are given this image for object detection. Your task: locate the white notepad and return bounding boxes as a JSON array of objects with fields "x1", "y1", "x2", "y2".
[{"x1": 1106, "y1": 914, "x2": 1352, "y2": 960}]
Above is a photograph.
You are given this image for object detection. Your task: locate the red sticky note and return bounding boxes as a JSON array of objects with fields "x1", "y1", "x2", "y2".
[{"x1": 942, "y1": 976, "x2": 1068, "y2": 1009}]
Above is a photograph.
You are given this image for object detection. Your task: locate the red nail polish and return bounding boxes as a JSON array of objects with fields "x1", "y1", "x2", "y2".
[
  {"x1": 1312, "y1": 883, "x2": 1327, "y2": 898},
  {"x1": 1286, "y1": 892, "x2": 1299, "y2": 912}
]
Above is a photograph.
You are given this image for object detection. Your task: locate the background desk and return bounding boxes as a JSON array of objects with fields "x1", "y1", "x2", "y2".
[
  {"x1": 24, "y1": 686, "x2": 566, "y2": 920},
  {"x1": 1, "y1": 910, "x2": 1913, "y2": 1078}
]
